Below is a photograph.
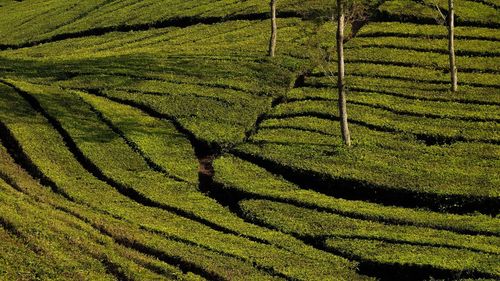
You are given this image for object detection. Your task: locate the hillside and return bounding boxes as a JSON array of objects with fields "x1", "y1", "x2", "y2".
[{"x1": 0, "y1": 0, "x2": 499, "y2": 280}]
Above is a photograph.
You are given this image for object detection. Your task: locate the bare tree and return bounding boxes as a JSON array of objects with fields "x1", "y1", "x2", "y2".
[
  {"x1": 337, "y1": 0, "x2": 351, "y2": 146},
  {"x1": 434, "y1": 0, "x2": 458, "y2": 92},
  {"x1": 306, "y1": 1, "x2": 367, "y2": 146},
  {"x1": 268, "y1": 0, "x2": 277, "y2": 57},
  {"x1": 448, "y1": 0, "x2": 457, "y2": 92}
]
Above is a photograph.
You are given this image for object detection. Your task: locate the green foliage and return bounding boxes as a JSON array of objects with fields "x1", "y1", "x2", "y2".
[
  {"x1": 0, "y1": 142, "x2": 197, "y2": 280},
  {"x1": 213, "y1": 155, "x2": 500, "y2": 235},
  {"x1": 422, "y1": 0, "x2": 500, "y2": 26},
  {"x1": 285, "y1": 87, "x2": 500, "y2": 125},
  {"x1": 378, "y1": 0, "x2": 438, "y2": 21},
  {"x1": 267, "y1": 98, "x2": 500, "y2": 144},
  {"x1": 312, "y1": 62, "x2": 500, "y2": 88},
  {"x1": 1, "y1": 19, "x2": 314, "y2": 61},
  {"x1": 0, "y1": 0, "x2": 335, "y2": 45},
  {"x1": 0, "y1": 0, "x2": 498, "y2": 279},
  {"x1": 240, "y1": 199, "x2": 500, "y2": 276},
  {"x1": 357, "y1": 22, "x2": 500, "y2": 40},
  {"x1": 0, "y1": 80, "x2": 365, "y2": 280},
  {"x1": 378, "y1": 0, "x2": 500, "y2": 26},
  {"x1": 325, "y1": 238, "x2": 500, "y2": 277},
  {"x1": 78, "y1": 91, "x2": 200, "y2": 183},
  {"x1": 344, "y1": 47, "x2": 499, "y2": 72},
  {"x1": 348, "y1": 36, "x2": 500, "y2": 56}
]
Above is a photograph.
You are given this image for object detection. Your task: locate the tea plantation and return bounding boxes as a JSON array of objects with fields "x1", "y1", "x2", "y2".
[{"x1": 0, "y1": 0, "x2": 498, "y2": 280}]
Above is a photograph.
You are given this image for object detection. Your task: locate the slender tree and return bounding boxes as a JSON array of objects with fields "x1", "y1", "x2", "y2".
[
  {"x1": 268, "y1": 0, "x2": 277, "y2": 57},
  {"x1": 306, "y1": 1, "x2": 366, "y2": 146},
  {"x1": 336, "y1": 0, "x2": 351, "y2": 146},
  {"x1": 448, "y1": 0, "x2": 457, "y2": 92},
  {"x1": 434, "y1": 0, "x2": 457, "y2": 92}
]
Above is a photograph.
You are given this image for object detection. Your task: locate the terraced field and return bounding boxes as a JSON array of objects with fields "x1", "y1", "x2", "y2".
[{"x1": 0, "y1": 0, "x2": 498, "y2": 280}]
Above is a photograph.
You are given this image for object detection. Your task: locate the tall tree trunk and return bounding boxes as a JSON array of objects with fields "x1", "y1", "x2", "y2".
[
  {"x1": 268, "y1": 0, "x2": 277, "y2": 57},
  {"x1": 448, "y1": 0, "x2": 458, "y2": 92},
  {"x1": 337, "y1": 0, "x2": 351, "y2": 146}
]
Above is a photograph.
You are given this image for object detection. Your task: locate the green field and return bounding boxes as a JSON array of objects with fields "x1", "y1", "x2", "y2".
[{"x1": 0, "y1": 0, "x2": 498, "y2": 280}]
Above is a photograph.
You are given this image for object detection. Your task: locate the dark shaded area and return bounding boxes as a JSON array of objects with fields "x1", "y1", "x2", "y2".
[{"x1": 99, "y1": 258, "x2": 133, "y2": 281}]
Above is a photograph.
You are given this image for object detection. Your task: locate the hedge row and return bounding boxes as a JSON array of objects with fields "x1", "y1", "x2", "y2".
[
  {"x1": 79, "y1": 91, "x2": 199, "y2": 183},
  {"x1": 295, "y1": 81, "x2": 500, "y2": 106},
  {"x1": 286, "y1": 87, "x2": 500, "y2": 122},
  {"x1": 344, "y1": 47, "x2": 499, "y2": 73},
  {"x1": 378, "y1": 0, "x2": 500, "y2": 27},
  {"x1": 213, "y1": 155, "x2": 500, "y2": 235},
  {"x1": 243, "y1": 125, "x2": 499, "y2": 203},
  {"x1": 357, "y1": 22, "x2": 500, "y2": 41},
  {"x1": 0, "y1": 80, "x2": 364, "y2": 280},
  {"x1": 0, "y1": 180, "x2": 189, "y2": 281},
  {"x1": 348, "y1": 37, "x2": 500, "y2": 56},
  {"x1": 99, "y1": 88, "x2": 271, "y2": 146},
  {"x1": 0, "y1": 107, "x2": 201, "y2": 280},
  {"x1": 311, "y1": 62, "x2": 500, "y2": 88},
  {"x1": 268, "y1": 99, "x2": 500, "y2": 144},
  {"x1": 240, "y1": 199, "x2": 500, "y2": 278},
  {"x1": 1, "y1": 18, "x2": 315, "y2": 61},
  {"x1": 0, "y1": 0, "x2": 334, "y2": 45},
  {"x1": 49, "y1": 57, "x2": 296, "y2": 96}
]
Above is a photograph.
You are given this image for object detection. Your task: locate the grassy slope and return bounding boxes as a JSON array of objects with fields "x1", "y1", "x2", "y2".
[
  {"x1": 0, "y1": 0, "x2": 499, "y2": 280},
  {"x1": 0, "y1": 0, "x2": 334, "y2": 45}
]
